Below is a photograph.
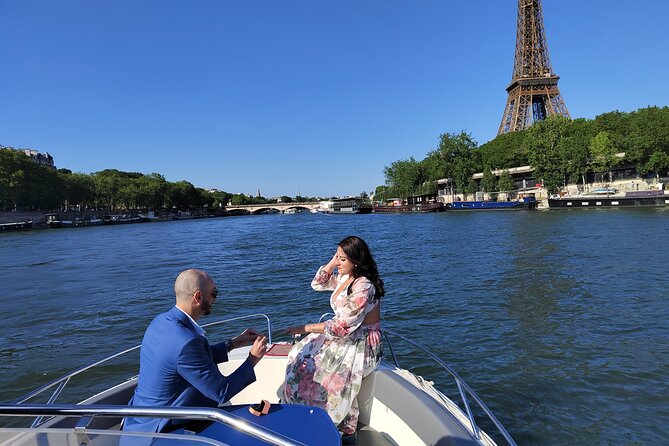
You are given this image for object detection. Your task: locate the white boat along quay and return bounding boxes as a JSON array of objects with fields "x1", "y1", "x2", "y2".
[{"x1": 1, "y1": 211, "x2": 667, "y2": 445}]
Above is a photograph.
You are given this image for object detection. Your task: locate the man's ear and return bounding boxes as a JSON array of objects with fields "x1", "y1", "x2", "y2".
[{"x1": 193, "y1": 290, "x2": 202, "y2": 305}]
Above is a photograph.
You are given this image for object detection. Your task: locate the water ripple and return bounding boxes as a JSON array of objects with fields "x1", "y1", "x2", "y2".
[{"x1": 1, "y1": 212, "x2": 668, "y2": 444}]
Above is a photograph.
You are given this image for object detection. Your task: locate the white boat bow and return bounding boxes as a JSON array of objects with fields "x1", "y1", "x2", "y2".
[{"x1": 1, "y1": 314, "x2": 517, "y2": 446}]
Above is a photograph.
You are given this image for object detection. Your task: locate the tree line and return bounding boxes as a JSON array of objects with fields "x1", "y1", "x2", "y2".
[
  {"x1": 379, "y1": 106, "x2": 669, "y2": 198},
  {"x1": 0, "y1": 149, "x2": 321, "y2": 212}
]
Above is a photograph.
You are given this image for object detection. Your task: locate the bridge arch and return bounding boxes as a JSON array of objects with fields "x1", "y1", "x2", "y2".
[
  {"x1": 226, "y1": 202, "x2": 320, "y2": 215},
  {"x1": 250, "y1": 207, "x2": 282, "y2": 215}
]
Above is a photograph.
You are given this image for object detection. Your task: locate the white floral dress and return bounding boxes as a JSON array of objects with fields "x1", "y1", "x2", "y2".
[{"x1": 282, "y1": 266, "x2": 382, "y2": 434}]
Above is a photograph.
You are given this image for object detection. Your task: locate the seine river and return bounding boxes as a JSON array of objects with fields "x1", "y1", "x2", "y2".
[{"x1": 1, "y1": 210, "x2": 668, "y2": 445}]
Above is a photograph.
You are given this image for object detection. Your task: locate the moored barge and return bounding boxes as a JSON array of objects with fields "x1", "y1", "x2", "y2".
[
  {"x1": 330, "y1": 197, "x2": 373, "y2": 214},
  {"x1": 374, "y1": 202, "x2": 444, "y2": 213},
  {"x1": 0, "y1": 220, "x2": 33, "y2": 231},
  {"x1": 448, "y1": 197, "x2": 538, "y2": 211},
  {"x1": 548, "y1": 189, "x2": 669, "y2": 209}
]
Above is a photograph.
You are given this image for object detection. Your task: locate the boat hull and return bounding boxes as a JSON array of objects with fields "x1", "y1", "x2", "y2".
[
  {"x1": 448, "y1": 198, "x2": 538, "y2": 211},
  {"x1": 330, "y1": 208, "x2": 373, "y2": 214},
  {"x1": 0, "y1": 220, "x2": 33, "y2": 231},
  {"x1": 374, "y1": 203, "x2": 444, "y2": 213},
  {"x1": 103, "y1": 216, "x2": 143, "y2": 224},
  {"x1": 548, "y1": 195, "x2": 669, "y2": 208}
]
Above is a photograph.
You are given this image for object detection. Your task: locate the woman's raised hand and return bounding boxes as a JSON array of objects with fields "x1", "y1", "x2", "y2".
[{"x1": 325, "y1": 251, "x2": 338, "y2": 273}]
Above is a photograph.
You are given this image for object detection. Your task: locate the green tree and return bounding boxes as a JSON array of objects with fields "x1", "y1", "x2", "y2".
[
  {"x1": 383, "y1": 157, "x2": 424, "y2": 198},
  {"x1": 437, "y1": 132, "x2": 479, "y2": 190},
  {"x1": 60, "y1": 171, "x2": 95, "y2": 208},
  {"x1": 136, "y1": 174, "x2": 168, "y2": 209},
  {"x1": 92, "y1": 170, "x2": 122, "y2": 208},
  {"x1": 231, "y1": 194, "x2": 261, "y2": 205},
  {"x1": 118, "y1": 180, "x2": 140, "y2": 209},
  {"x1": 166, "y1": 181, "x2": 199, "y2": 209},
  {"x1": 642, "y1": 150, "x2": 669, "y2": 180},
  {"x1": 560, "y1": 118, "x2": 594, "y2": 187},
  {"x1": 589, "y1": 131, "x2": 620, "y2": 183},
  {"x1": 193, "y1": 188, "x2": 215, "y2": 209},
  {"x1": 479, "y1": 130, "x2": 529, "y2": 170},
  {"x1": 209, "y1": 190, "x2": 232, "y2": 209},
  {"x1": 0, "y1": 149, "x2": 30, "y2": 209},
  {"x1": 481, "y1": 168, "x2": 497, "y2": 193},
  {"x1": 497, "y1": 170, "x2": 516, "y2": 191},
  {"x1": 0, "y1": 149, "x2": 64, "y2": 210},
  {"x1": 427, "y1": 131, "x2": 480, "y2": 194},
  {"x1": 619, "y1": 107, "x2": 669, "y2": 166},
  {"x1": 24, "y1": 162, "x2": 62, "y2": 209},
  {"x1": 525, "y1": 116, "x2": 571, "y2": 194},
  {"x1": 374, "y1": 185, "x2": 391, "y2": 202}
]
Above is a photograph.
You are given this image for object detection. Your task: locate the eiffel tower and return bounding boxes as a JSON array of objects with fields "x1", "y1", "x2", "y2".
[{"x1": 498, "y1": 0, "x2": 570, "y2": 135}]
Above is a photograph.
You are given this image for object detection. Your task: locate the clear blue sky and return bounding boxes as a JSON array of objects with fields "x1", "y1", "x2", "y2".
[{"x1": 2, "y1": 1, "x2": 668, "y2": 198}]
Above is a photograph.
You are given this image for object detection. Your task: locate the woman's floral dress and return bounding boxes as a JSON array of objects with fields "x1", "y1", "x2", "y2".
[{"x1": 282, "y1": 266, "x2": 382, "y2": 434}]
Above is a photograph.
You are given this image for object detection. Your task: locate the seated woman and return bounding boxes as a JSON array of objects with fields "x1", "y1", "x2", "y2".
[{"x1": 282, "y1": 236, "x2": 384, "y2": 442}]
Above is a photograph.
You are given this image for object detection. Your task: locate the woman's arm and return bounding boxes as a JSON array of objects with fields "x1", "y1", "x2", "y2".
[
  {"x1": 284, "y1": 322, "x2": 326, "y2": 336},
  {"x1": 311, "y1": 252, "x2": 340, "y2": 291},
  {"x1": 310, "y1": 267, "x2": 338, "y2": 291},
  {"x1": 285, "y1": 280, "x2": 374, "y2": 337}
]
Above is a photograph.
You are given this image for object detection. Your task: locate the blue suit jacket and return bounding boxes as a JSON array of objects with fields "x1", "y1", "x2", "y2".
[{"x1": 123, "y1": 306, "x2": 256, "y2": 433}]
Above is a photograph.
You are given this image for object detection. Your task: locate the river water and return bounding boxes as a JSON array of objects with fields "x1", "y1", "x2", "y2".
[{"x1": 1, "y1": 210, "x2": 668, "y2": 445}]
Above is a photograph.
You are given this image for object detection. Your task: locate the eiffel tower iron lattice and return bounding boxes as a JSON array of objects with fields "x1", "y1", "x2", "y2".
[{"x1": 498, "y1": 0, "x2": 570, "y2": 135}]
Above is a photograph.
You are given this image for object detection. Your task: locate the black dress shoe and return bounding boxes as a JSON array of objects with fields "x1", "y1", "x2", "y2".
[{"x1": 341, "y1": 432, "x2": 357, "y2": 445}]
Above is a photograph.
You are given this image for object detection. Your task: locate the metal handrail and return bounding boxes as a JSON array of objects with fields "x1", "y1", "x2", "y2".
[
  {"x1": 12, "y1": 344, "x2": 142, "y2": 405},
  {"x1": 382, "y1": 328, "x2": 517, "y2": 446},
  {"x1": 202, "y1": 313, "x2": 273, "y2": 344},
  {"x1": 11, "y1": 314, "x2": 273, "y2": 405},
  {"x1": 0, "y1": 404, "x2": 304, "y2": 446},
  {"x1": 317, "y1": 313, "x2": 515, "y2": 445},
  {"x1": 318, "y1": 312, "x2": 334, "y2": 323}
]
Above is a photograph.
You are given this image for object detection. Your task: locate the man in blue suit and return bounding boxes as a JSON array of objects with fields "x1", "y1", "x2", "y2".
[{"x1": 123, "y1": 269, "x2": 268, "y2": 433}]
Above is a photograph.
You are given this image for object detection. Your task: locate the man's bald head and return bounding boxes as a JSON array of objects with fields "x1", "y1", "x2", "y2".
[{"x1": 174, "y1": 269, "x2": 213, "y2": 305}]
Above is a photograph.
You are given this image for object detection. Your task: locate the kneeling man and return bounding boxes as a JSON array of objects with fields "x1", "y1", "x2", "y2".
[{"x1": 123, "y1": 269, "x2": 267, "y2": 433}]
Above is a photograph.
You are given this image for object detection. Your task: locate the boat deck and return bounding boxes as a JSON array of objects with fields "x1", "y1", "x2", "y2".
[{"x1": 2, "y1": 317, "x2": 514, "y2": 446}]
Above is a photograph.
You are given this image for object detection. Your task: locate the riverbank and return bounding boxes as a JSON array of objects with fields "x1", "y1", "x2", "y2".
[
  {"x1": 0, "y1": 211, "x2": 46, "y2": 226},
  {"x1": 440, "y1": 177, "x2": 666, "y2": 210},
  {"x1": 0, "y1": 209, "x2": 225, "y2": 230}
]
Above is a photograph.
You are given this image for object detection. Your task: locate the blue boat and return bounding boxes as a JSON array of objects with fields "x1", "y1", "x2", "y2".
[{"x1": 448, "y1": 197, "x2": 538, "y2": 211}]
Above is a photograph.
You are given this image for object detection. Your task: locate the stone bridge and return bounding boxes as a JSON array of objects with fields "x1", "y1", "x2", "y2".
[{"x1": 226, "y1": 202, "x2": 320, "y2": 215}]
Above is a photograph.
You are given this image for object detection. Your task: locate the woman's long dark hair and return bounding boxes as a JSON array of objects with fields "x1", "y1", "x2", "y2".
[{"x1": 339, "y1": 236, "x2": 385, "y2": 299}]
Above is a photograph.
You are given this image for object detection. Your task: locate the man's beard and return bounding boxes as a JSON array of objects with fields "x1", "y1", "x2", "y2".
[{"x1": 203, "y1": 300, "x2": 213, "y2": 316}]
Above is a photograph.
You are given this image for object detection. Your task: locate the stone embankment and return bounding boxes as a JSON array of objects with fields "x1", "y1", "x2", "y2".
[
  {"x1": 0, "y1": 211, "x2": 47, "y2": 226},
  {"x1": 0, "y1": 209, "x2": 225, "y2": 230}
]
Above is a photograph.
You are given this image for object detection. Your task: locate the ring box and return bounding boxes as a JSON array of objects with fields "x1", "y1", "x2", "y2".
[{"x1": 248, "y1": 400, "x2": 271, "y2": 416}]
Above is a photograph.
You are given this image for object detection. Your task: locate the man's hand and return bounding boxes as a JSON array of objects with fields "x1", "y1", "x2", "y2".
[
  {"x1": 231, "y1": 328, "x2": 261, "y2": 349},
  {"x1": 248, "y1": 335, "x2": 268, "y2": 366}
]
